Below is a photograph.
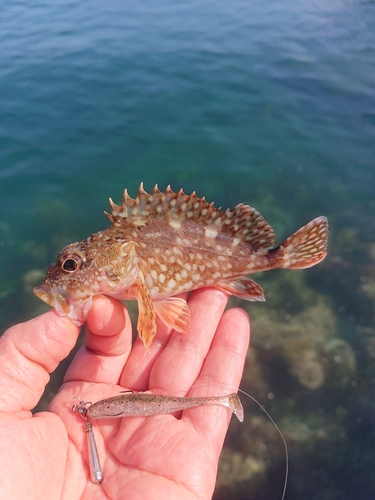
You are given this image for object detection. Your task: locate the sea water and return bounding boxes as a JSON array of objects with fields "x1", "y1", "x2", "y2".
[{"x1": 1, "y1": 1, "x2": 374, "y2": 498}]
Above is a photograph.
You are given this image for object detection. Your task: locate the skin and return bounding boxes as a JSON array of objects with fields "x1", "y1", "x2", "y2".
[{"x1": 0, "y1": 288, "x2": 250, "y2": 500}]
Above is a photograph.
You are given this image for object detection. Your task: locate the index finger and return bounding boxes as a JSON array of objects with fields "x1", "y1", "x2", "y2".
[{"x1": 64, "y1": 295, "x2": 133, "y2": 385}]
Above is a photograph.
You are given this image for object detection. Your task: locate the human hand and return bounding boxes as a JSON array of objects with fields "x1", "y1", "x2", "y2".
[{"x1": 0, "y1": 288, "x2": 249, "y2": 500}]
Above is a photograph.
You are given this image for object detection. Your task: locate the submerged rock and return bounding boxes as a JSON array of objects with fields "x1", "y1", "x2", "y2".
[
  {"x1": 249, "y1": 299, "x2": 337, "y2": 389},
  {"x1": 289, "y1": 348, "x2": 325, "y2": 389},
  {"x1": 217, "y1": 448, "x2": 266, "y2": 487},
  {"x1": 324, "y1": 339, "x2": 357, "y2": 387}
]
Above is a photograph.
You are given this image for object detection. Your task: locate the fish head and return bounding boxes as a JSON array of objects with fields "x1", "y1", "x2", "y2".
[
  {"x1": 34, "y1": 233, "x2": 139, "y2": 325},
  {"x1": 33, "y1": 241, "x2": 97, "y2": 325}
]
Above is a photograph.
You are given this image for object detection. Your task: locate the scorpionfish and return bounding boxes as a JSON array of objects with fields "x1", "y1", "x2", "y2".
[{"x1": 34, "y1": 183, "x2": 328, "y2": 347}]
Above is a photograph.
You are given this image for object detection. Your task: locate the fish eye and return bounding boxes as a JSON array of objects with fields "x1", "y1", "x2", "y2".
[
  {"x1": 58, "y1": 249, "x2": 86, "y2": 274},
  {"x1": 61, "y1": 256, "x2": 80, "y2": 273}
]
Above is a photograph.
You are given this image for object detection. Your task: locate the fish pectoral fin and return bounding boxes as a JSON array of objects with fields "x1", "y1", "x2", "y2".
[
  {"x1": 136, "y1": 278, "x2": 157, "y2": 349},
  {"x1": 153, "y1": 297, "x2": 191, "y2": 333},
  {"x1": 216, "y1": 277, "x2": 265, "y2": 301}
]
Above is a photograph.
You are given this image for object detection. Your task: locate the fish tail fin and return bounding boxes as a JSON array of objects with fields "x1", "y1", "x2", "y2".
[
  {"x1": 227, "y1": 393, "x2": 244, "y2": 422},
  {"x1": 275, "y1": 216, "x2": 328, "y2": 270}
]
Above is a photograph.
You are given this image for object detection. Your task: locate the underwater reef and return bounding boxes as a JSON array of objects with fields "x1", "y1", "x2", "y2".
[{"x1": 213, "y1": 230, "x2": 375, "y2": 500}]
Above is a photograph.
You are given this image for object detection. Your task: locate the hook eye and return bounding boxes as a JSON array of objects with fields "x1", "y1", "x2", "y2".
[{"x1": 72, "y1": 396, "x2": 92, "y2": 420}]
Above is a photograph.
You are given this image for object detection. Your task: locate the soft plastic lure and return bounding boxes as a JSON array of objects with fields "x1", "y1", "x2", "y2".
[{"x1": 72, "y1": 391, "x2": 244, "y2": 421}]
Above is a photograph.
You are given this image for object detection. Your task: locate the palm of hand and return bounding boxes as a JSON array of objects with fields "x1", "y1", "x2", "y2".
[
  {"x1": 0, "y1": 289, "x2": 249, "y2": 500},
  {"x1": 54, "y1": 382, "x2": 220, "y2": 499}
]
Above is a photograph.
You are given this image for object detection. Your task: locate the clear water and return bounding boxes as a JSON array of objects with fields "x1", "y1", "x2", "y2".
[{"x1": 1, "y1": 1, "x2": 375, "y2": 498}]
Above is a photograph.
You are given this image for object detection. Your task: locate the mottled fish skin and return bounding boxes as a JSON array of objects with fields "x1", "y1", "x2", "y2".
[
  {"x1": 34, "y1": 183, "x2": 329, "y2": 347},
  {"x1": 73, "y1": 392, "x2": 244, "y2": 422}
]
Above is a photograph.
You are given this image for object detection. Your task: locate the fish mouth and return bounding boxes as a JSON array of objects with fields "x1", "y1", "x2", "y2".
[
  {"x1": 33, "y1": 283, "x2": 92, "y2": 326},
  {"x1": 33, "y1": 284, "x2": 54, "y2": 306},
  {"x1": 33, "y1": 283, "x2": 73, "y2": 315}
]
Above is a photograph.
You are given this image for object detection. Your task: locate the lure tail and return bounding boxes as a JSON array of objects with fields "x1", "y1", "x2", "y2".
[{"x1": 225, "y1": 393, "x2": 244, "y2": 422}]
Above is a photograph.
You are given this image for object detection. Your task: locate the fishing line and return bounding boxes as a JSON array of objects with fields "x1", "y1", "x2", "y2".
[
  {"x1": 201, "y1": 382, "x2": 288, "y2": 500},
  {"x1": 237, "y1": 387, "x2": 288, "y2": 500}
]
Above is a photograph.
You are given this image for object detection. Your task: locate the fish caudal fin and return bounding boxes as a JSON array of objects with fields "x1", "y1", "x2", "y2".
[
  {"x1": 227, "y1": 393, "x2": 244, "y2": 422},
  {"x1": 277, "y1": 216, "x2": 328, "y2": 270}
]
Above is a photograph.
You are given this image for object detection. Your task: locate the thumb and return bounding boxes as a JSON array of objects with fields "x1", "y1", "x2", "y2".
[{"x1": 0, "y1": 311, "x2": 80, "y2": 414}]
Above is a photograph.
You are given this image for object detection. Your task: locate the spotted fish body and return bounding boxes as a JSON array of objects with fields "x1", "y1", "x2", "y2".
[{"x1": 34, "y1": 184, "x2": 328, "y2": 347}]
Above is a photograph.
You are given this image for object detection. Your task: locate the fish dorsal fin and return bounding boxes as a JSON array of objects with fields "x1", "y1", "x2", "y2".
[
  {"x1": 219, "y1": 203, "x2": 275, "y2": 248},
  {"x1": 105, "y1": 183, "x2": 220, "y2": 227},
  {"x1": 105, "y1": 183, "x2": 275, "y2": 248}
]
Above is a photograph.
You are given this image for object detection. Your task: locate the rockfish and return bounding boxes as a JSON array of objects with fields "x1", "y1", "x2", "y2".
[
  {"x1": 72, "y1": 391, "x2": 244, "y2": 422},
  {"x1": 34, "y1": 183, "x2": 328, "y2": 347}
]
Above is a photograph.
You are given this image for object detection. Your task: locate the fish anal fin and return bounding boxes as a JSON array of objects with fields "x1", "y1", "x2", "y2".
[
  {"x1": 153, "y1": 297, "x2": 191, "y2": 333},
  {"x1": 136, "y1": 278, "x2": 157, "y2": 349},
  {"x1": 216, "y1": 277, "x2": 265, "y2": 302},
  {"x1": 278, "y1": 216, "x2": 328, "y2": 269}
]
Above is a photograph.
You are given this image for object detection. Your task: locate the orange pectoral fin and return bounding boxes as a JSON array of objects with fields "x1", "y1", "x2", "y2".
[
  {"x1": 136, "y1": 278, "x2": 157, "y2": 349},
  {"x1": 153, "y1": 297, "x2": 191, "y2": 333},
  {"x1": 216, "y1": 277, "x2": 265, "y2": 301}
]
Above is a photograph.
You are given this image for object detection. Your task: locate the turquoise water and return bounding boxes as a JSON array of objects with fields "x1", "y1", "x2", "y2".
[{"x1": 1, "y1": 1, "x2": 375, "y2": 498}]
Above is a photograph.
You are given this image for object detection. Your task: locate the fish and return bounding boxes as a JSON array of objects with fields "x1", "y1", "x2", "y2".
[
  {"x1": 72, "y1": 391, "x2": 244, "y2": 422},
  {"x1": 34, "y1": 183, "x2": 329, "y2": 347}
]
